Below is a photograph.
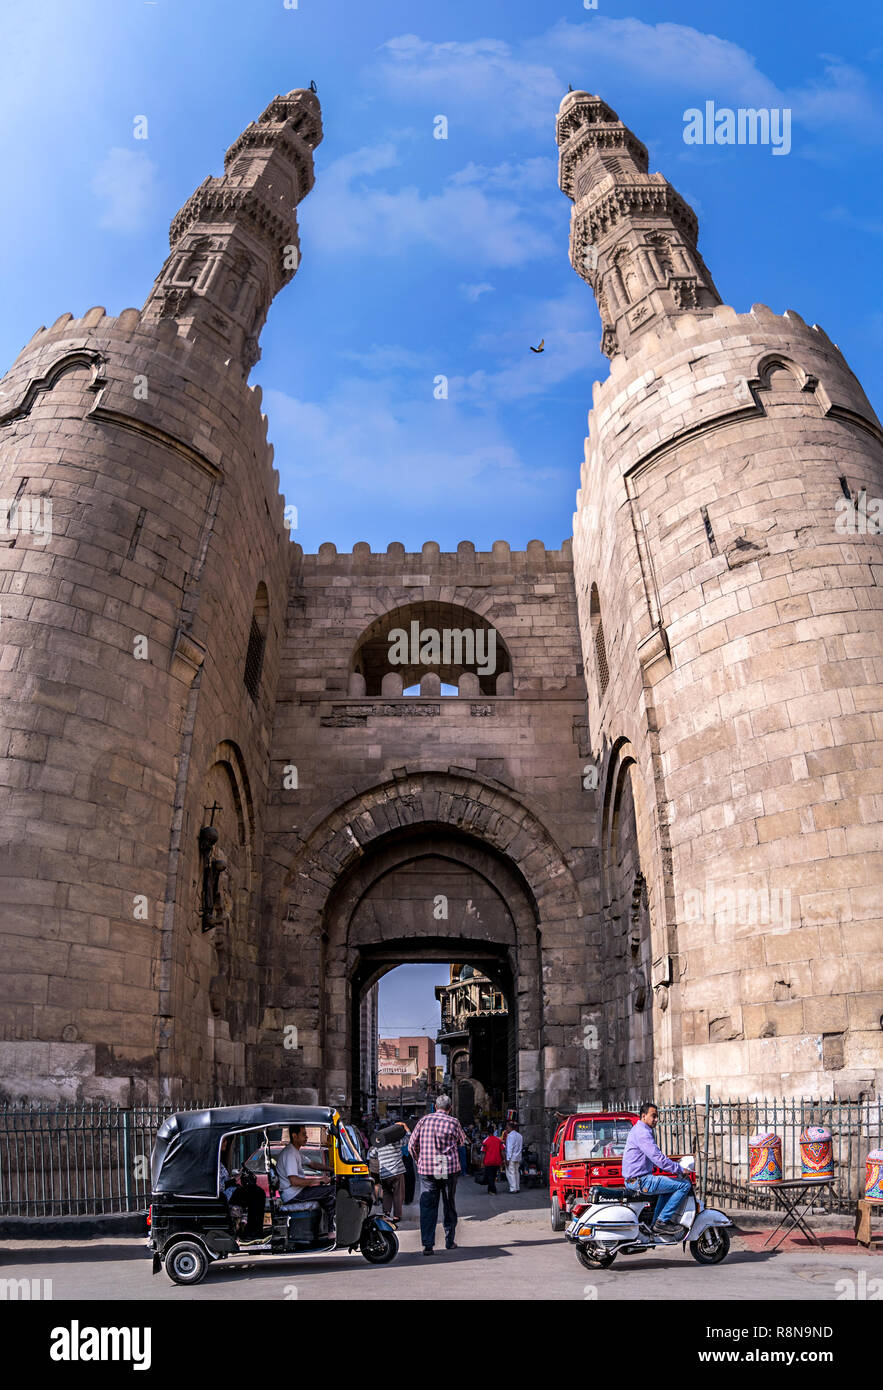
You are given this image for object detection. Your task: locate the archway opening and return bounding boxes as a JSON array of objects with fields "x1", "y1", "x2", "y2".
[
  {"x1": 349, "y1": 600, "x2": 511, "y2": 696},
  {"x1": 355, "y1": 952, "x2": 514, "y2": 1128},
  {"x1": 319, "y1": 825, "x2": 537, "y2": 1135}
]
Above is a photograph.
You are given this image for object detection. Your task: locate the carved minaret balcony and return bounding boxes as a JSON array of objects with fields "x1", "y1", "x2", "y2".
[
  {"x1": 142, "y1": 88, "x2": 323, "y2": 373},
  {"x1": 556, "y1": 92, "x2": 721, "y2": 359}
]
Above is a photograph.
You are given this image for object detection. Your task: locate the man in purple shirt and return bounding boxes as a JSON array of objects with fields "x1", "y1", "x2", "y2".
[{"x1": 621, "y1": 1101, "x2": 692, "y2": 1237}]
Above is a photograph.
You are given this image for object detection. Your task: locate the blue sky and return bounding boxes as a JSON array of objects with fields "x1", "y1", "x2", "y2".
[
  {"x1": 378, "y1": 965, "x2": 448, "y2": 1040},
  {"x1": 4, "y1": 0, "x2": 882, "y2": 565}
]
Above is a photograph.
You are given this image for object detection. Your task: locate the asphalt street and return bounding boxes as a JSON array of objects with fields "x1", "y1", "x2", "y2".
[{"x1": 3, "y1": 1183, "x2": 880, "y2": 1302}]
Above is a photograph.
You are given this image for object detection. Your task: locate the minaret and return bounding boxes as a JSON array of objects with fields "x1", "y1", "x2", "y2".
[
  {"x1": 0, "y1": 88, "x2": 322, "y2": 1104},
  {"x1": 142, "y1": 88, "x2": 323, "y2": 372},
  {"x1": 557, "y1": 92, "x2": 720, "y2": 358},
  {"x1": 560, "y1": 90, "x2": 883, "y2": 1104}
]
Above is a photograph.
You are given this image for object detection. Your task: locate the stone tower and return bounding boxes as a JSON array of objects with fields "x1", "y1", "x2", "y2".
[
  {"x1": 559, "y1": 92, "x2": 883, "y2": 1099},
  {"x1": 0, "y1": 90, "x2": 322, "y2": 1102}
]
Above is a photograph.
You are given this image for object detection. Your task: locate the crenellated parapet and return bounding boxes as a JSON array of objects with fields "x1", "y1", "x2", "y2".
[
  {"x1": 294, "y1": 537, "x2": 574, "y2": 575},
  {"x1": 0, "y1": 305, "x2": 289, "y2": 529}
]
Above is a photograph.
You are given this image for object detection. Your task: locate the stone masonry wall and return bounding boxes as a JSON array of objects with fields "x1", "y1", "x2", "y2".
[
  {"x1": 574, "y1": 301, "x2": 883, "y2": 1100},
  {"x1": 258, "y1": 540, "x2": 606, "y2": 1135},
  {"x1": 0, "y1": 307, "x2": 291, "y2": 1102}
]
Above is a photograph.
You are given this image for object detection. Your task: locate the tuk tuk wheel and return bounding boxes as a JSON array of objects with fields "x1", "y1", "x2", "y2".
[
  {"x1": 165, "y1": 1240, "x2": 210, "y2": 1285},
  {"x1": 550, "y1": 1198, "x2": 567, "y2": 1232},
  {"x1": 575, "y1": 1244, "x2": 616, "y2": 1270},
  {"x1": 360, "y1": 1228, "x2": 398, "y2": 1264}
]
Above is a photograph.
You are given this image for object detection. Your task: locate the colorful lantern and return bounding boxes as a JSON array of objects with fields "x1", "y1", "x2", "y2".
[
  {"x1": 866, "y1": 1149, "x2": 883, "y2": 1202},
  {"x1": 749, "y1": 1131, "x2": 783, "y2": 1183},
  {"x1": 800, "y1": 1125, "x2": 833, "y2": 1179}
]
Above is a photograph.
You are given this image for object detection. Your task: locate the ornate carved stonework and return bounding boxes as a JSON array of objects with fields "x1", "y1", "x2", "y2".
[
  {"x1": 141, "y1": 88, "x2": 323, "y2": 373},
  {"x1": 558, "y1": 91, "x2": 722, "y2": 356},
  {"x1": 672, "y1": 278, "x2": 699, "y2": 308}
]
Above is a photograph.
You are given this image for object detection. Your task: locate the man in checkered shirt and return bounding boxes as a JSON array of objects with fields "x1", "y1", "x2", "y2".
[{"x1": 408, "y1": 1095, "x2": 467, "y2": 1254}]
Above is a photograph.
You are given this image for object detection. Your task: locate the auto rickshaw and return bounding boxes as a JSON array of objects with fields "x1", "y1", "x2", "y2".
[{"x1": 147, "y1": 1104, "x2": 399, "y2": 1284}]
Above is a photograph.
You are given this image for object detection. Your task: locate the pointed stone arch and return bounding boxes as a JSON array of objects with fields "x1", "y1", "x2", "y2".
[{"x1": 264, "y1": 769, "x2": 595, "y2": 1140}]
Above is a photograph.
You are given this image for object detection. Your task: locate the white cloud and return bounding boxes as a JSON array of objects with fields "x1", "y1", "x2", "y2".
[
  {"x1": 448, "y1": 157, "x2": 558, "y2": 191},
  {"x1": 452, "y1": 287, "x2": 603, "y2": 404},
  {"x1": 460, "y1": 283, "x2": 495, "y2": 302},
  {"x1": 374, "y1": 35, "x2": 561, "y2": 134},
  {"x1": 303, "y1": 143, "x2": 558, "y2": 268},
  {"x1": 338, "y1": 344, "x2": 435, "y2": 372},
  {"x1": 91, "y1": 148, "x2": 158, "y2": 232},
  {"x1": 787, "y1": 55, "x2": 882, "y2": 138},
  {"x1": 824, "y1": 205, "x2": 883, "y2": 237},
  {"x1": 372, "y1": 20, "x2": 882, "y2": 145},
  {"x1": 264, "y1": 377, "x2": 548, "y2": 525}
]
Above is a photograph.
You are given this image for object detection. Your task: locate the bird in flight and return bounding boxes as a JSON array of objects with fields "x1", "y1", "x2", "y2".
[{"x1": 530, "y1": 339, "x2": 545, "y2": 353}]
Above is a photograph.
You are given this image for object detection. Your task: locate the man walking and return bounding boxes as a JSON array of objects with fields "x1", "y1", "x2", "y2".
[
  {"x1": 504, "y1": 1122, "x2": 523, "y2": 1193},
  {"x1": 481, "y1": 1126, "x2": 506, "y2": 1195},
  {"x1": 408, "y1": 1096, "x2": 467, "y2": 1255},
  {"x1": 621, "y1": 1101, "x2": 692, "y2": 1239},
  {"x1": 372, "y1": 1121, "x2": 409, "y2": 1220}
]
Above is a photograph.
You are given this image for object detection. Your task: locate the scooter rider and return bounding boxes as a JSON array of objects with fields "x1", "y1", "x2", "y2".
[{"x1": 621, "y1": 1102, "x2": 692, "y2": 1240}]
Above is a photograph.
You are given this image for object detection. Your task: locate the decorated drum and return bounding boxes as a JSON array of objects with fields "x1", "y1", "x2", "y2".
[
  {"x1": 800, "y1": 1125, "x2": 833, "y2": 1179},
  {"x1": 866, "y1": 1149, "x2": 883, "y2": 1201},
  {"x1": 749, "y1": 1131, "x2": 783, "y2": 1183}
]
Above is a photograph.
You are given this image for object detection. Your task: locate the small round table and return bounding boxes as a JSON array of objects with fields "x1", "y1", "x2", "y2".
[{"x1": 760, "y1": 1176, "x2": 836, "y2": 1251}]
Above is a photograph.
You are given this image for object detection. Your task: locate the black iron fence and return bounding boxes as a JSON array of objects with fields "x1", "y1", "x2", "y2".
[
  {"x1": 697, "y1": 1096, "x2": 882, "y2": 1214},
  {"x1": 601, "y1": 1093, "x2": 882, "y2": 1215},
  {"x1": 0, "y1": 1102, "x2": 211, "y2": 1218},
  {"x1": 1, "y1": 1095, "x2": 880, "y2": 1218}
]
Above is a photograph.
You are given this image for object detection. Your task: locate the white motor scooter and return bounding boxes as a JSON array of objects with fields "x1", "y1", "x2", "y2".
[{"x1": 564, "y1": 1157, "x2": 732, "y2": 1270}]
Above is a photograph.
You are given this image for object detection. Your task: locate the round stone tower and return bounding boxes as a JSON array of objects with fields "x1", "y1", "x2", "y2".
[
  {"x1": 0, "y1": 89, "x2": 322, "y2": 1102},
  {"x1": 559, "y1": 92, "x2": 883, "y2": 1100}
]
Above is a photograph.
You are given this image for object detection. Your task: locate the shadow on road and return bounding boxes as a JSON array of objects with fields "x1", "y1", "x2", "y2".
[{"x1": 2, "y1": 1242, "x2": 146, "y2": 1266}]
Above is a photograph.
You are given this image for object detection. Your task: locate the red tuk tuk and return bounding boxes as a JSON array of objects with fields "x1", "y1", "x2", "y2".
[{"x1": 549, "y1": 1111, "x2": 639, "y2": 1230}]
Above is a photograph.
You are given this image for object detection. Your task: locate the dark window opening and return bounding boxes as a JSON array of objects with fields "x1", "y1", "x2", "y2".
[
  {"x1": 244, "y1": 582, "x2": 269, "y2": 704},
  {"x1": 590, "y1": 584, "x2": 609, "y2": 699},
  {"x1": 244, "y1": 617, "x2": 265, "y2": 701}
]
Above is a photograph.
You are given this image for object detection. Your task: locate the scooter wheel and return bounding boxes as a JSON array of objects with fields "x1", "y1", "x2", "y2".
[
  {"x1": 575, "y1": 1244, "x2": 616, "y2": 1270},
  {"x1": 361, "y1": 1228, "x2": 399, "y2": 1264},
  {"x1": 689, "y1": 1227, "x2": 730, "y2": 1265}
]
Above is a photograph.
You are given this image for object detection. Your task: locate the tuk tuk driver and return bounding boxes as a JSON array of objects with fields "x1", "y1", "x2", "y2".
[{"x1": 277, "y1": 1125, "x2": 336, "y2": 1222}]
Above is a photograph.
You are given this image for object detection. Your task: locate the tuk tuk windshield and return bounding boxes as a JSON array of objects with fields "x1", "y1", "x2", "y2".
[
  {"x1": 565, "y1": 1119, "x2": 634, "y2": 1158},
  {"x1": 337, "y1": 1123, "x2": 367, "y2": 1164}
]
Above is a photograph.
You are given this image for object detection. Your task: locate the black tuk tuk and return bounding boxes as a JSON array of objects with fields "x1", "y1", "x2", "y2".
[{"x1": 148, "y1": 1104, "x2": 398, "y2": 1284}]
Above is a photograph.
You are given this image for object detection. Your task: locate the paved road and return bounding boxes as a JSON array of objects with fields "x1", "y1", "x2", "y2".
[{"x1": 3, "y1": 1185, "x2": 879, "y2": 1301}]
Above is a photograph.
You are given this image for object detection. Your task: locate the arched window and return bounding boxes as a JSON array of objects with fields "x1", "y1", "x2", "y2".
[
  {"x1": 349, "y1": 601, "x2": 511, "y2": 697},
  {"x1": 244, "y1": 582, "x2": 269, "y2": 702},
  {"x1": 589, "y1": 584, "x2": 609, "y2": 699}
]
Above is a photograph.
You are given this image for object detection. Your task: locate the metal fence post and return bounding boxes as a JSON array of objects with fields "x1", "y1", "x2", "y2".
[
  {"x1": 702, "y1": 1084, "x2": 710, "y2": 1204},
  {"x1": 122, "y1": 1109, "x2": 132, "y2": 1214}
]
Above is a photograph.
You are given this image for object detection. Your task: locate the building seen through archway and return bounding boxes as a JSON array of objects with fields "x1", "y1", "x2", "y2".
[{"x1": 436, "y1": 964, "x2": 510, "y2": 1125}]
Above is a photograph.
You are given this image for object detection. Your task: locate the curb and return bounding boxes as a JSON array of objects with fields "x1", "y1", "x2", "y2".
[{"x1": 0, "y1": 1212, "x2": 147, "y2": 1241}]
